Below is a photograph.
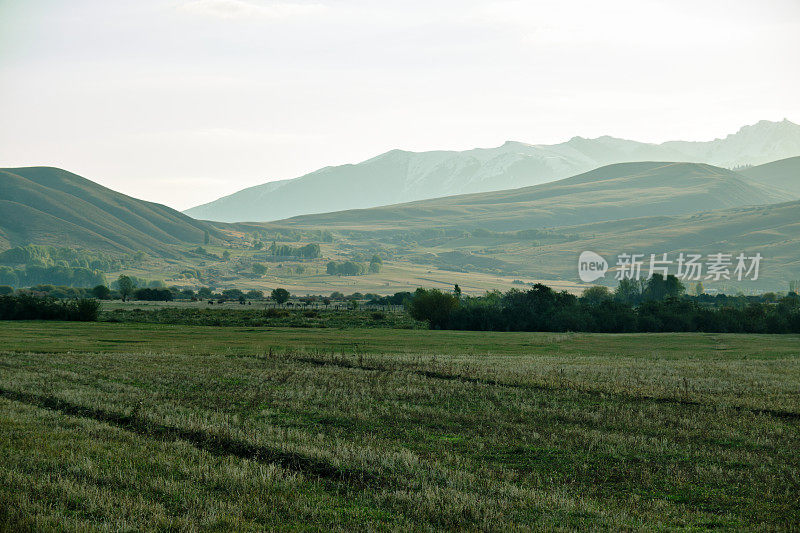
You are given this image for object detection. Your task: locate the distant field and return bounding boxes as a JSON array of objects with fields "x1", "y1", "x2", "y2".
[{"x1": 1, "y1": 323, "x2": 799, "y2": 529}]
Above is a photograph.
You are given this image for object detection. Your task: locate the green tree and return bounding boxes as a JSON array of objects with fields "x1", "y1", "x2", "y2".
[
  {"x1": 197, "y1": 287, "x2": 214, "y2": 299},
  {"x1": 117, "y1": 275, "x2": 135, "y2": 302},
  {"x1": 453, "y1": 284, "x2": 462, "y2": 298},
  {"x1": 408, "y1": 288, "x2": 460, "y2": 329},
  {"x1": 271, "y1": 288, "x2": 290, "y2": 304},
  {"x1": 252, "y1": 263, "x2": 268, "y2": 276},
  {"x1": 664, "y1": 274, "x2": 685, "y2": 299},
  {"x1": 221, "y1": 289, "x2": 245, "y2": 300},
  {"x1": 91, "y1": 285, "x2": 111, "y2": 300},
  {"x1": 582, "y1": 285, "x2": 611, "y2": 306},
  {"x1": 222, "y1": 250, "x2": 231, "y2": 261},
  {"x1": 615, "y1": 278, "x2": 641, "y2": 305},
  {"x1": 203, "y1": 230, "x2": 210, "y2": 245}
]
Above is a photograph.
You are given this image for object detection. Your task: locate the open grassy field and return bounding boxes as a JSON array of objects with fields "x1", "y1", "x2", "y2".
[{"x1": 1, "y1": 323, "x2": 799, "y2": 530}]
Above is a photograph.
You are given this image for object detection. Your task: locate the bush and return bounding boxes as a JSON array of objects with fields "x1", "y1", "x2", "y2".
[
  {"x1": 75, "y1": 298, "x2": 101, "y2": 321},
  {"x1": 133, "y1": 288, "x2": 174, "y2": 301},
  {"x1": 408, "y1": 288, "x2": 460, "y2": 329},
  {"x1": 0, "y1": 294, "x2": 100, "y2": 321}
]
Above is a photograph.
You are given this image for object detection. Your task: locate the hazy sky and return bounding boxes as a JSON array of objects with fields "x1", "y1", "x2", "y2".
[{"x1": 1, "y1": 0, "x2": 798, "y2": 210}]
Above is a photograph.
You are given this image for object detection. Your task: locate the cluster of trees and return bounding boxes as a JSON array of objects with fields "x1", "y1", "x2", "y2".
[
  {"x1": 250, "y1": 228, "x2": 333, "y2": 244},
  {"x1": 326, "y1": 255, "x2": 382, "y2": 276},
  {"x1": 366, "y1": 291, "x2": 414, "y2": 306},
  {"x1": 2, "y1": 284, "x2": 99, "y2": 299},
  {"x1": 326, "y1": 261, "x2": 366, "y2": 276},
  {"x1": 132, "y1": 288, "x2": 174, "y2": 301},
  {"x1": 0, "y1": 265, "x2": 106, "y2": 288},
  {"x1": 267, "y1": 242, "x2": 321, "y2": 259},
  {"x1": 0, "y1": 245, "x2": 125, "y2": 271},
  {"x1": 0, "y1": 293, "x2": 100, "y2": 321},
  {"x1": 409, "y1": 276, "x2": 800, "y2": 333}
]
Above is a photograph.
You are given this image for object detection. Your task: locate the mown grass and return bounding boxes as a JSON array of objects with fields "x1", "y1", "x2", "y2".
[
  {"x1": 0, "y1": 322, "x2": 798, "y2": 530},
  {"x1": 100, "y1": 306, "x2": 424, "y2": 329}
]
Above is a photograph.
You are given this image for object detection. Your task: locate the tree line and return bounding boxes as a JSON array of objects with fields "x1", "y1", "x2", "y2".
[
  {"x1": 0, "y1": 265, "x2": 106, "y2": 288},
  {"x1": 409, "y1": 275, "x2": 800, "y2": 333},
  {"x1": 0, "y1": 293, "x2": 100, "y2": 321},
  {"x1": 326, "y1": 255, "x2": 382, "y2": 276},
  {"x1": 0, "y1": 244, "x2": 125, "y2": 271}
]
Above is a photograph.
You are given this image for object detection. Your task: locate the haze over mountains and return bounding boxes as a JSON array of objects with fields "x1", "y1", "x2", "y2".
[
  {"x1": 263, "y1": 162, "x2": 794, "y2": 232},
  {"x1": 0, "y1": 167, "x2": 222, "y2": 255},
  {"x1": 185, "y1": 119, "x2": 800, "y2": 223},
  {"x1": 1, "y1": 147, "x2": 797, "y2": 290}
]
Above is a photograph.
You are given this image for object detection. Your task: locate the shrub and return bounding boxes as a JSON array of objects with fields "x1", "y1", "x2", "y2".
[
  {"x1": 408, "y1": 288, "x2": 460, "y2": 329},
  {"x1": 133, "y1": 288, "x2": 173, "y2": 301},
  {"x1": 0, "y1": 294, "x2": 100, "y2": 321}
]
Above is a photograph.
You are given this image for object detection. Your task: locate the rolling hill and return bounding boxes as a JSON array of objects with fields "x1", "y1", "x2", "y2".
[
  {"x1": 186, "y1": 119, "x2": 800, "y2": 222},
  {"x1": 0, "y1": 167, "x2": 224, "y2": 255},
  {"x1": 263, "y1": 162, "x2": 793, "y2": 232},
  {"x1": 504, "y1": 199, "x2": 800, "y2": 286},
  {"x1": 738, "y1": 156, "x2": 800, "y2": 197}
]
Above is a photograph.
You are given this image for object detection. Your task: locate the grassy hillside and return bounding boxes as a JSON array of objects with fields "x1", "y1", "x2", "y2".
[
  {"x1": 501, "y1": 199, "x2": 800, "y2": 287},
  {"x1": 268, "y1": 162, "x2": 791, "y2": 231},
  {"x1": 739, "y1": 156, "x2": 800, "y2": 197},
  {"x1": 234, "y1": 195, "x2": 800, "y2": 291},
  {"x1": 0, "y1": 167, "x2": 224, "y2": 255}
]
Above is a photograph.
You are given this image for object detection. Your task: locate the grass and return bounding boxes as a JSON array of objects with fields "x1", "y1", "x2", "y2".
[
  {"x1": 100, "y1": 304, "x2": 424, "y2": 329},
  {"x1": 0, "y1": 322, "x2": 799, "y2": 530}
]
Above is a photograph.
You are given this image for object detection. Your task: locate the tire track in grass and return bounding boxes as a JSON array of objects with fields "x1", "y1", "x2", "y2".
[
  {"x1": 291, "y1": 355, "x2": 800, "y2": 422},
  {"x1": 0, "y1": 387, "x2": 378, "y2": 487}
]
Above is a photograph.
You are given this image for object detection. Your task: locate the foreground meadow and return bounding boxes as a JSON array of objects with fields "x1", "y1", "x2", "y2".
[{"x1": 0, "y1": 322, "x2": 798, "y2": 530}]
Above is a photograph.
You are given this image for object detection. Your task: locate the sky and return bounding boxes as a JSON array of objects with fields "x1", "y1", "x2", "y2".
[{"x1": 1, "y1": 0, "x2": 798, "y2": 210}]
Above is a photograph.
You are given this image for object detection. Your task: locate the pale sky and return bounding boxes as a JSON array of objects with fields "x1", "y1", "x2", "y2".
[{"x1": 1, "y1": 0, "x2": 798, "y2": 210}]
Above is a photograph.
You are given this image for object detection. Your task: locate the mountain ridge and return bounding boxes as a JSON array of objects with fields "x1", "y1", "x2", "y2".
[
  {"x1": 0, "y1": 166, "x2": 223, "y2": 255},
  {"x1": 185, "y1": 119, "x2": 800, "y2": 222},
  {"x1": 261, "y1": 161, "x2": 792, "y2": 232}
]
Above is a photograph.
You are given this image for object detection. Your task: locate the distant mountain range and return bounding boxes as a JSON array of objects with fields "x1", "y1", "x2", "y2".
[
  {"x1": 263, "y1": 161, "x2": 794, "y2": 231},
  {"x1": 0, "y1": 166, "x2": 222, "y2": 255},
  {"x1": 2, "y1": 155, "x2": 797, "y2": 290},
  {"x1": 248, "y1": 159, "x2": 800, "y2": 286},
  {"x1": 185, "y1": 119, "x2": 800, "y2": 222}
]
